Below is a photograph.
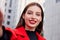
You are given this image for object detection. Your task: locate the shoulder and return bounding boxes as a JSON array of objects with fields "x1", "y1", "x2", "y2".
[{"x1": 15, "y1": 26, "x2": 25, "y2": 35}]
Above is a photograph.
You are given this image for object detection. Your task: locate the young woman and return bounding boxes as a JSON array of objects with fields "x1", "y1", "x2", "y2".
[{"x1": 16, "y1": 2, "x2": 45, "y2": 40}]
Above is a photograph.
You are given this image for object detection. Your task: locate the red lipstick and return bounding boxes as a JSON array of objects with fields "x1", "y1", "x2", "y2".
[{"x1": 29, "y1": 20, "x2": 36, "y2": 24}]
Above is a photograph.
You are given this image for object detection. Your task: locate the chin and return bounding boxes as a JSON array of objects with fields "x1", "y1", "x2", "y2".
[{"x1": 29, "y1": 24, "x2": 37, "y2": 28}]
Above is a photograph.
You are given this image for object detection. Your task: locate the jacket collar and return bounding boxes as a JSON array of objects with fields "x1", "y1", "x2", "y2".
[
  {"x1": 16, "y1": 26, "x2": 27, "y2": 36},
  {"x1": 16, "y1": 26, "x2": 30, "y2": 40},
  {"x1": 36, "y1": 32, "x2": 45, "y2": 40},
  {"x1": 16, "y1": 26, "x2": 45, "y2": 40}
]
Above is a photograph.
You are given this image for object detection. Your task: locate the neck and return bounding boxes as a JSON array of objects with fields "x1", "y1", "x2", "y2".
[
  {"x1": 25, "y1": 25, "x2": 36, "y2": 31},
  {"x1": 0, "y1": 26, "x2": 3, "y2": 37}
]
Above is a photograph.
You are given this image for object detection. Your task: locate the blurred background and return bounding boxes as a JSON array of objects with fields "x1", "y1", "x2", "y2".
[{"x1": 0, "y1": 0, "x2": 60, "y2": 40}]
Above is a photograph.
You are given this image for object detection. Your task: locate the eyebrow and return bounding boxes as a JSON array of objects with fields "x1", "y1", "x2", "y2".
[
  {"x1": 27, "y1": 10, "x2": 41, "y2": 14},
  {"x1": 27, "y1": 10, "x2": 33, "y2": 12},
  {"x1": 36, "y1": 12, "x2": 41, "y2": 14},
  {"x1": 27, "y1": 10, "x2": 33, "y2": 13}
]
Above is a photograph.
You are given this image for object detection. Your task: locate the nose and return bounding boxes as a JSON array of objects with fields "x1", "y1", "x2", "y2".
[{"x1": 31, "y1": 14, "x2": 36, "y2": 19}]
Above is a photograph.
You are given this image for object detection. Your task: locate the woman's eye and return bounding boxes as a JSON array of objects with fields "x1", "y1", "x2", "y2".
[
  {"x1": 27, "y1": 12, "x2": 32, "y2": 14},
  {"x1": 27, "y1": 10, "x2": 33, "y2": 15},
  {"x1": 36, "y1": 14, "x2": 41, "y2": 16}
]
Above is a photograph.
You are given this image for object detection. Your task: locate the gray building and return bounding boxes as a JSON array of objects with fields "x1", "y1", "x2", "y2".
[
  {"x1": 4, "y1": 0, "x2": 21, "y2": 28},
  {"x1": 44, "y1": 0, "x2": 60, "y2": 40}
]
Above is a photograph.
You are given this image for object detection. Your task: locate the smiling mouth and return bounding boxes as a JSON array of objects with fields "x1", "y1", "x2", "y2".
[{"x1": 29, "y1": 20, "x2": 36, "y2": 24}]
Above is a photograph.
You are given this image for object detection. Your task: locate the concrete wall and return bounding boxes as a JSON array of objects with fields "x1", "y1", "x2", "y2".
[{"x1": 43, "y1": 0, "x2": 60, "y2": 40}]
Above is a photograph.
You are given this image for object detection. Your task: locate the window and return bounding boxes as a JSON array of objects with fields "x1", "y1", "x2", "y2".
[
  {"x1": 8, "y1": 9, "x2": 11, "y2": 13},
  {"x1": 7, "y1": 21, "x2": 10, "y2": 25},
  {"x1": 56, "y1": 0, "x2": 60, "y2": 3},
  {"x1": 5, "y1": 3, "x2": 7, "y2": 6},
  {"x1": 9, "y1": 0, "x2": 12, "y2": 7},
  {"x1": 8, "y1": 15, "x2": 11, "y2": 19}
]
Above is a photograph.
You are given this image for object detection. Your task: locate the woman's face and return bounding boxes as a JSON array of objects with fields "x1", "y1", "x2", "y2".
[{"x1": 23, "y1": 5, "x2": 42, "y2": 29}]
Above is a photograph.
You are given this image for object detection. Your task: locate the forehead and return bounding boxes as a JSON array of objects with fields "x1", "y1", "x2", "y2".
[{"x1": 27, "y1": 5, "x2": 41, "y2": 12}]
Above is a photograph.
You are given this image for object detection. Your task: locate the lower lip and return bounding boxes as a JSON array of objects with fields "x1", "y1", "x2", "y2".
[{"x1": 29, "y1": 20, "x2": 36, "y2": 24}]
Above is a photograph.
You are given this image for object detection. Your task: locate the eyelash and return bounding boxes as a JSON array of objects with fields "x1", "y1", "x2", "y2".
[
  {"x1": 28, "y1": 12, "x2": 32, "y2": 14},
  {"x1": 27, "y1": 12, "x2": 41, "y2": 16},
  {"x1": 36, "y1": 14, "x2": 41, "y2": 16}
]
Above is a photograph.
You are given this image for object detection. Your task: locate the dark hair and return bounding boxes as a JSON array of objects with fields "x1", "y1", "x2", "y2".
[{"x1": 16, "y1": 2, "x2": 44, "y2": 34}]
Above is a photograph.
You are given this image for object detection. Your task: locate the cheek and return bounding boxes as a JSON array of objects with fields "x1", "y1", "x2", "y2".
[
  {"x1": 38, "y1": 17, "x2": 42, "y2": 23},
  {"x1": 24, "y1": 14, "x2": 31, "y2": 20},
  {"x1": 24, "y1": 17, "x2": 30, "y2": 26},
  {"x1": 23, "y1": 14, "x2": 30, "y2": 21},
  {"x1": 24, "y1": 15, "x2": 30, "y2": 23}
]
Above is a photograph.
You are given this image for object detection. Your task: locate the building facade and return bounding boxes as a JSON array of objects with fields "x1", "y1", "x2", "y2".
[
  {"x1": 4, "y1": 0, "x2": 21, "y2": 28},
  {"x1": 44, "y1": 0, "x2": 60, "y2": 40}
]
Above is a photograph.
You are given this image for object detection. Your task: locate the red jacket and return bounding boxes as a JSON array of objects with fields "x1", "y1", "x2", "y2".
[
  {"x1": 15, "y1": 26, "x2": 46, "y2": 40},
  {"x1": 5, "y1": 27, "x2": 17, "y2": 40}
]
